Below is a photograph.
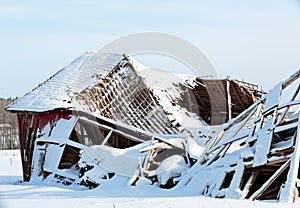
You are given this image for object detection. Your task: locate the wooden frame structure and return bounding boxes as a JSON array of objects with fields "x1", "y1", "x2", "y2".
[
  {"x1": 25, "y1": 110, "x2": 153, "y2": 186},
  {"x1": 194, "y1": 69, "x2": 300, "y2": 202},
  {"x1": 76, "y1": 55, "x2": 177, "y2": 134},
  {"x1": 5, "y1": 51, "x2": 265, "y2": 191},
  {"x1": 179, "y1": 78, "x2": 265, "y2": 125}
]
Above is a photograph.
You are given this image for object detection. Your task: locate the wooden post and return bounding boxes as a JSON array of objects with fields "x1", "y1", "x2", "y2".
[
  {"x1": 279, "y1": 113, "x2": 300, "y2": 202},
  {"x1": 227, "y1": 79, "x2": 232, "y2": 121},
  {"x1": 226, "y1": 160, "x2": 244, "y2": 199}
]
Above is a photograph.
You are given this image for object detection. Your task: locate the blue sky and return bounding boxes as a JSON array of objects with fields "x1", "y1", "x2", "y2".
[{"x1": 0, "y1": 0, "x2": 300, "y2": 98}]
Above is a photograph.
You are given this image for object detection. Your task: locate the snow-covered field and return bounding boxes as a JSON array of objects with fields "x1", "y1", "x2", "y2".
[
  {"x1": 0, "y1": 150, "x2": 23, "y2": 185},
  {"x1": 0, "y1": 149, "x2": 299, "y2": 208}
]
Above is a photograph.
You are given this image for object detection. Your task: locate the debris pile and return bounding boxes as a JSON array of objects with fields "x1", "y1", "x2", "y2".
[
  {"x1": 178, "y1": 70, "x2": 300, "y2": 202},
  {"x1": 6, "y1": 51, "x2": 297, "y2": 203}
]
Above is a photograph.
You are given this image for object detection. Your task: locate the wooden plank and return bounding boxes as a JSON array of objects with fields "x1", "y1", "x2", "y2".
[
  {"x1": 278, "y1": 100, "x2": 300, "y2": 111},
  {"x1": 224, "y1": 100, "x2": 260, "y2": 132},
  {"x1": 208, "y1": 103, "x2": 256, "y2": 151},
  {"x1": 282, "y1": 69, "x2": 300, "y2": 89},
  {"x1": 253, "y1": 110, "x2": 277, "y2": 167},
  {"x1": 249, "y1": 159, "x2": 290, "y2": 201},
  {"x1": 231, "y1": 81, "x2": 246, "y2": 109},
  {"x1": 276, "y1": 85, "x2": 300, "y2": 125},
  {"x1": 262, "y1": 83, "x2": 282, "y2": 115},
  {"x1": 267, "y1": 157, "x2": 289, "y2": 166},
  {"x1": 206, "y1": 144, "x2": 228, "y2": 166},
  {"x1": 205, "y1": 130, "x2": 226, "y2": 154},
  {"x1": 213, "y1": 107, "x2": 257, "y2": 150},
  {"x1": 274, "y1": 120, "x2": 298, "y2": 134},
  {"x1": 226, "y1": 161, "x2": 244, "y2": 198},
  {"x1": 279, "y1": 113, "x2": 300, "y2": 202},
  {"x1": 241, "y1": 168, "x2": 260, "y2": 199},
  {"x1": 101, "y1": 129, "x2": 113, "y2": 145},
  {"x1": 227, "y1": 79, "x2": 232, "y2": 121}
]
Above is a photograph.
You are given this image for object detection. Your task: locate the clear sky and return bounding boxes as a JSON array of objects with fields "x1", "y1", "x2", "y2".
[{"x1": 0, "y1": 0, "x2": 300, "y2": 98}]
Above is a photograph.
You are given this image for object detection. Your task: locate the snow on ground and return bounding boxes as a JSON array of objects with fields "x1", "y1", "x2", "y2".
[
  {"x1": 0, "y1": 150, "x2": 300, "y2": 208},
  {"x1": 0, "y1": 150, "x2": 23, "y2": 185}
]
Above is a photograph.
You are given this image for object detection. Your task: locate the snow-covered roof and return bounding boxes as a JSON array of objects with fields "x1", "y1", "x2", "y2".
[{"x1": 6, "y1": 52, "x2": 123, "y2": 112}]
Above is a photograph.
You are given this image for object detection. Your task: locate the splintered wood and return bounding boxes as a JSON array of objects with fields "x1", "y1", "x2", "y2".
[
  {"x1": 7, "y1": 50, "x2": 299, "y2": 203},
  {"x1": 76, "y1": 57, "x2": 176, "y2": 134},
  {"x1": 76, "y1": 55, "x2": 263, "y2": 133},
  {"x1": 198, "y1": 69, "x2": 300, "y2": 202}
]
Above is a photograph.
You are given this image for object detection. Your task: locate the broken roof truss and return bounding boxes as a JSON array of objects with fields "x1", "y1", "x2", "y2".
[
  {"x1": 7, "y1": 51, "x2": 294, "y2": 202},
  {"x1": 182, "y1": 69, "x2": 300, "y2": 202}
]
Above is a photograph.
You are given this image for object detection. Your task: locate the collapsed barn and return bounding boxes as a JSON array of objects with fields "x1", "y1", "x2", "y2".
[
  {"x1": 6, "y1": 51, "x2": 270, "y2": 197},
  {"x1": 178, "y1": 69, "x2": 300, "y2": 202}
]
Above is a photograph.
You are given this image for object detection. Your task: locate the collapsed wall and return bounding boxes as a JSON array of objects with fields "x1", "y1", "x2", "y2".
[
  {"x1": 178, "y1": 69, "x2": 300, "y2": 203},
  {"x1": 6, "y1": 51, "x2": 274, "y2": 200}
]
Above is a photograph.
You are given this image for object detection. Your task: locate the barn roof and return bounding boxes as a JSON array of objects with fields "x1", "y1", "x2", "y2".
[
  {"x1": 6, "y1": 52, "x2": 123, "y2": 112},
  {"x1": 6, "y1": 51, "x2": 263, "y2": 130}
]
